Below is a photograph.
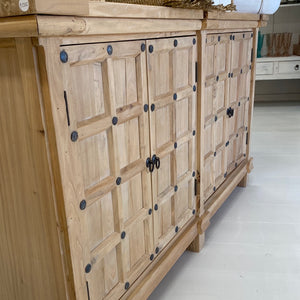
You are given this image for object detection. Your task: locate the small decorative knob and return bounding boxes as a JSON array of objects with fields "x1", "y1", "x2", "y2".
[{"x1": 295, "y1": 64, "x2": 299, "y2": 71}]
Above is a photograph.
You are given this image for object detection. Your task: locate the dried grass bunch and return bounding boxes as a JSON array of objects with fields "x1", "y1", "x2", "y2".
[{"x1": 163, "y1": 0, "x2": 236, "y2": 11}]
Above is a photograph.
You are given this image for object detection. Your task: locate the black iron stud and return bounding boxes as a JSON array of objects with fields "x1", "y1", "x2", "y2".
[
  {"x1": 154, "y1": 204, "x2": 158, "y2": 211},
  {"x1": 233, "y1": 35, "x2": 235, "y2": 40},
  {"x1": 125, "y1": 282, "x2": 130, "y2": 290},
  {"x1": 151, "y1": 104, "x2": 155, "y2": 111},
  {"x1": 231, "y1": 73, "x2": 233, "y2": 78},
  {"x1": 193, "y1": 130, "x2": 196, "y2": 136},
  {"x1": 216, "y1": 75, "x2": 219, "y2": 81},
  {"x1": 149, "y1": 45, "x2": 154, "y2": 53},
  {"x1": 213, "y1": 186, "x2": 216, "y2": 192},
  {"x1": 107, "y1": 45, "x2": 113, "y2": 55},
  {"x1": 144, "y1": 104, "x2": 149, "y2": 112},
  {"x1": 245, "y1": 126, "x2": 248, "y2": 131},
  {"x1": 251, "y1": 33, "x2": 253, "y2": 38},
  {"x1": 235, "y1": 162, "x2": 238, "y2": 168},
  {"x1": 193, "y1": 38, "x2": 196, "y2": 45},
  {"x1": 112, "y1": 116, "x2": 118, "y2": 125},
  {"x1": 80, "y1": 200, "x2": 86, "y2": 210},
  {"x1": 174, "y1": 142, "x2": 177, "y2": 149},
  {"x1": 214, "y1": 152, "x2": 217, "y2": 157},
  {"x1": 174, "y1": 39, "x2": 178, "y2": 47},
  {"x1": 148, "y1": 208, "x2": 152, "y2": 215},
  {"x1": 71, "y1": 131, "x2": 78, "y2": 142},
  {"x1": 174, "y1": 185, "x2": 178, "y2": 192},
  {"x1": 193, "y1": 85, "x2": 196, "y2": 92},
  {"x1": 121, "y1": 231, "x2": 126, "y2": 239},
  {"x1": 175, "y1": 226, "x2": 179, "y2": 233},
  {"x1": 155, "y1": 247, "x2": 159, "y2": 254},
  {"x1": 60, "y1": 50, "x2": 68, "y2": 63},
  {"x1": 244, "y1": 154, "x2": 246, "y2": 157},
  {"x1": 224, "y1": 172, "x2": 227, "y2": 178},
  {"x1": 248, "y1": 97, "x2": 250, "y2": 101},
  {"x1": 218, "y1": 36, "x2": 221, "y2": 42},
  {"x1": 228, "y1": 73, "x2": 231, "y2": 78},
  {"x1": 173, "y1": 93, "x2": 177, "y2": 100},
  {"x1": 215, "y1": 116, "x2": 218, "y2": 122},
  {"x1": 150, "y1": 254, "x2": 154, "y2": 261},
  {"x1": 241, "y1": 69, "x2": 243, "y2": 74},
  {"x1": 85, "y1": 264, "x2": 92, "y2": 273},
  {"x1": 226, "y1": 141, "x2": 229, "y2": 147},
  {"x1": 192, "y1": 209, "x2": 196, "y2": 215},
  {"x1": 238, "y1": 102, "x2": 241, "y2": 106},
  {"x1": 236, "y1": 133, "x2": 239, "y2": 138},
  {"x1": 141, "y1": 43, "x2": 146, "y2": 52},
  {"x1": 243, "y1": 33, "x2": 245, "y2": 38},
  {"x1": 192, "y1": 171, "x2": 196, "y2": 177},
  {"x1": 116, "y1": 177, "x2": 122, "y2": 185}
]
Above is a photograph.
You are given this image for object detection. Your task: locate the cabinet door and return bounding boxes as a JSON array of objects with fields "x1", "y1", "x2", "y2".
[
  {"x1": 202, "y1": 33, "x2": 231, "y2": 201},
  {"x1": 227, "y1": 32, "x2": 253, "y2": 174},
  {"x1": 60, "y1": 41, "x2": 153, "y2": 299},
  {"x1": 147, "y1": 36, "x2": 197, "y2": 251}
]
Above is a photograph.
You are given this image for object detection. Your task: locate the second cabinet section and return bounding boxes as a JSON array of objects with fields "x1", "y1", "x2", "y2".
[
  {"x1": 201, "y1": 31, "x2": 253, "y2": 202},
  {"x1": 58, "y1": 35, "x2": 197, "y2": 299}
]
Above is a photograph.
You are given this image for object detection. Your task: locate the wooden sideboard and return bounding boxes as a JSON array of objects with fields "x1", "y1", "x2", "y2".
[{"x1": 0, "y1": 3, "x2": 265, "y2": 299}]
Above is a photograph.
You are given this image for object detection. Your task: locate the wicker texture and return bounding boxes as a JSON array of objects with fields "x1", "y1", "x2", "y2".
[{"x1": 106, "y1": 0, "x2": 236, "y2": 11}]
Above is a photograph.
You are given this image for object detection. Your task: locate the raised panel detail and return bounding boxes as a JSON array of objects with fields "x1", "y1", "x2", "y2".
[
  {"x1": 61, "y1": 40, "x2": 153, "y2": 300},
  {"x1": 147, "y1": 36, "x2": 197, "y2": 251}
]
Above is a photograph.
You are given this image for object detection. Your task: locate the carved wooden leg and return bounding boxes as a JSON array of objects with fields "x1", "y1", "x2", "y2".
[{"x1": 187, "y1": 233, "x2": 205, "y2": 253}]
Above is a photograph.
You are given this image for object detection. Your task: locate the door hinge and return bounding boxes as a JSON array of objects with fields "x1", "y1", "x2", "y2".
[
  {"x1": 195, "y1": 61, "x2": 198, "y2": 83},
  {"x1": 64, "y1": 91, "x2": 70, "y2": 126},
  {"x1": 251, "y1": 48, "x2": 253, "y2": 63},
  {"x1": 86, "y1": 281, "x2": 90, "y2": 300},
  {"x1": 246, "y1": 132, "x2": 249, "y2": 145}
]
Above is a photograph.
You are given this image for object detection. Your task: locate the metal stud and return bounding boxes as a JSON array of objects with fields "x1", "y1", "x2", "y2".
[
  {"x1": 148, "y1": 208, "x2": 152, "y2": 215},
  {"x1": 141, "y1": 43, "x2": 146, "y2": 52},
  {"x1": 121, "y1": 231, "x2": 126, "y2": 239},
  {"x1": 151, "y1": 104, "x2": 155, "y2": 111},
  {"x1": 175, "y1": 226, "x2": 179, "y2": 233},
  {"x1": 174, "y1": 39, "x2": 178, "y2": 47},
  {"x1": 112, "y1": 116, "x2": 118, "y2": 125},
  {"x1": 224, "y1": 172, "x2": 227, "y2": 178},
  {"x1": 149, "y1": 45, "x2": 154, "y2": 53},
  {"x1": 226, "y1": 141, "x2": 229, "y2": 147},
  {"x1": 231, "y1": 73, "x2": 233, "y2": 78},
  {"x1": 125, "y1": 282, "x2": 130, "y2": 290},
  {"x1": 193, "y1": 130, "x2": 196, "y2": 136},
  {"x1": 248, "y1": 97, "x2": 250, "y2": 101},
  {"x1": 240, "y1": 69, "x2": 243, "y2": 74},
  {"x1": 251, "y1": 33, "x2": 253, "y2": 38},
  {"x1": 218, "y1": 36, "x2": 221, "y2": 42},
  {"x1": 236, "y1": 133, "x2": 239, "y2": 138},
  {"x1": 193, "y1": 38, "x2": 196, "y2": 45},
  {"x1": 216, "y1": 75, "x2": 219, "y2": 81},
  {"x1": 213, "y1": 186, "x2": 216, "y2": 192},
  {"x1": 243, "y1": 33, "x2": 245, "y2": 38},
  {"x1": 154, "y1": 204, "x2": 158, "y2": 211},
  {"x1": 215, "y1": 116, "x2": 218, "y2": 122},
  {"x1": 214, "y1": 152, "x2": 217, "y2": 157},
  {"x1": 193, "y1": 85, "x2": 196, "y2": 92},
  {"x1": 230, "y1": 35, "x2": 233, "y2": 40},
  {"x1": 80, "y1": 200, "x2": 86, "y2": 210},
  {"x1": 150, "y1": 254, "x2": 154, "y2": 261},
  {"x1": 238, "y1": 102, "x2": 241, "y2": 106},
  {"x1": 174, "y1": 185, "x2": 178, "y2": 192},
  {"x1": 71, "y1": 131, "x2": 78, "y2": 142},
  {"x1": 107, "y1": 45, "x2": 113, "y2": 55},
  {"x1": 228, "y1": 73, "x2": 231, "y2": 78},
  {"x1": 85, "y1": 264, "x2": 92, "y2": 273},
  {"x1": 192, "y1": 171, "x2": 196, "y2": 177},
  {"x1": 144, "y1": 104, "x2": 149, "y2": 112},
  {"x1": 244, "y1": 154, "x2": 246, "y2": 157},
  {"x1": 192, "y1": 209, "x2": 196, "y2": 215},
  {"x1": 174, "y1": 142, "x2": 177, "y2": 149},
  {"x1": 60, "y1": 50, "x2": 68, "y2": 63},
  {"x1": 235, "y1": 162, "x2": 238, "y2": 168},
  {"x1": 155, "y1": 247, "x2": 159, "y2": 254},
  {"x1": 173, "y1": 93, "x2": 177, "y2": 100},
  {"x1": 116, "y1": 177, "x2": 122, "y2": 185},
  {"x1": 233, "y1": 35, "x2": 235, "y2": 40}
]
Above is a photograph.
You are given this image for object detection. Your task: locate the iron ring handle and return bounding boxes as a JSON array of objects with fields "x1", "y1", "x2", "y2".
[
  {"x1": 295, "y1": 64, "x2": 299, "y2": 71},
  {"x1": 155, "y1": 157, "x2": 160, "y2": 169},
  {"x1": 146, "y1": 158, "x2": 155, "y2": 173}
]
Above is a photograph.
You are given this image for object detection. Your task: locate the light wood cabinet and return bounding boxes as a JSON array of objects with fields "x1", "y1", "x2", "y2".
[
  {"x1": 0, "y1": 5, "x2": 263, "y2": 300},
  {"x1": 201, "y1": 30, "x2": 253, "y2": 202}
]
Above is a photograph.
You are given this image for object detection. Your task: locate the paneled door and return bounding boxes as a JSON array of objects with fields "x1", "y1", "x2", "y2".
[
  {"x1": 60, "y1": 40, "x2": 154, "y2": 299},
  {"x1": 146, "y1": 36, "x2": 197, "y2": 252},
  {"x1": 202, "y1": 33, "x2": 231, "y2": 201},
  {"x1": 227, "y1": 32, "x2": 253, "y2": 174}
]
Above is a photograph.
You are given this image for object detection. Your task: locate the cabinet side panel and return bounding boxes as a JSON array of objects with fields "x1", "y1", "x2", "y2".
[{"x1": 0, "y1": 38, "x2": 66, "y2": 300}]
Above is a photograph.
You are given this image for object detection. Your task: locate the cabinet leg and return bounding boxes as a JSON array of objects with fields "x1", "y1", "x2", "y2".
[
  {"x1": 238, "y1": 174, "x2": 248, "y2": 187},
  {"x1": 187, "y1": 233, "x2": 205, "y2": 253}
]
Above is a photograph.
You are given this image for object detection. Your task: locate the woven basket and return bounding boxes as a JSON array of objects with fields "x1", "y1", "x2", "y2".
[{"x1": 106, "y1": 0, "x2": 236, "y2": 11}]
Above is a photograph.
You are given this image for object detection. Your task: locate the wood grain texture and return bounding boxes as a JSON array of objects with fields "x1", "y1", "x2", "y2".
[
  {"x1": 202, "y1": 20, "x2": 259, "y2": 30},
  {"x1": 0, "y1": 38, "x2": 67, "y2": 300},
  {"x1": 0, "y1": 16, "x2": 38, "y2": 38},
  {"x1": 36, "y1": 15, "x2": 202, "y2": 36}
]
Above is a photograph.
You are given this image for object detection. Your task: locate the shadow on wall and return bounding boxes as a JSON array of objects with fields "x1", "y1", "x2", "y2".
[{"x1": 255, "y1": 79, "x2": 300, "y2": 101}]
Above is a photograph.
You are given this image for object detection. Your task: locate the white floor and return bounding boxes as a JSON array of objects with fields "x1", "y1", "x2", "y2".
[{"x1": 149, "y1": 102, "x2": 300, "y2": 300}]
